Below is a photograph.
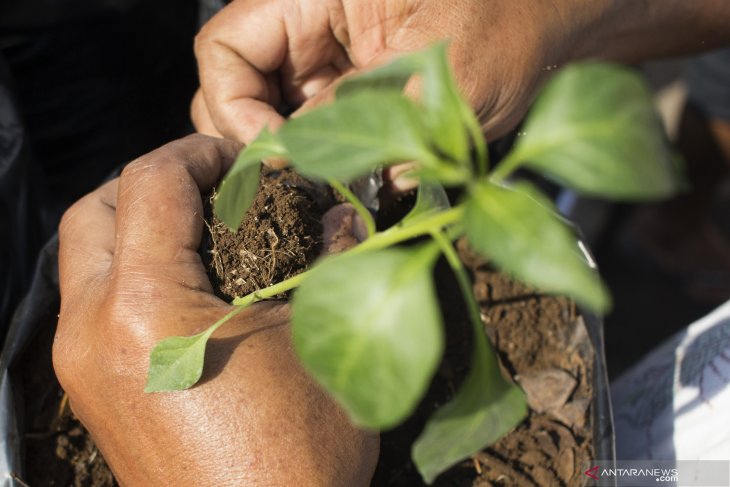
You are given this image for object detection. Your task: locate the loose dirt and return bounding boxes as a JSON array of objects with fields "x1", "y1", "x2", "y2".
[{"x1": 204, "y1": 167, "x2": 334, "y2": 300}]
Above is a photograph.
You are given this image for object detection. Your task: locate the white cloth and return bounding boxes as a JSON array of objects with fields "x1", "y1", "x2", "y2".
[{"x1": 612, "y1": 300, "x2": 730, "y2": 461}]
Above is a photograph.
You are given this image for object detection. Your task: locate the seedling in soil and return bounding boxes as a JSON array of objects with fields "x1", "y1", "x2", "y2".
[{"x1": 145, "y1": 43, "x2": 681, "y2": 482}]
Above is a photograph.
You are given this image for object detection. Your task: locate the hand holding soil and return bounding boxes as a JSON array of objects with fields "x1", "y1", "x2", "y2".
[{"x1": 53, "y1": 135, "x2": 378, "y2": 486}]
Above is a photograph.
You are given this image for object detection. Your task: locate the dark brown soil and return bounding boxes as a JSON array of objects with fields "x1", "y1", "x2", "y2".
[
  {"x1": 203, "y1": 167, "x2": 334, "y2": 300},
  {"x1": 20, "y1": 313, "x2": 117, "y2": 487},
  {"x1": 21, "y1": 170, "x2": 594, "y2": 487}
]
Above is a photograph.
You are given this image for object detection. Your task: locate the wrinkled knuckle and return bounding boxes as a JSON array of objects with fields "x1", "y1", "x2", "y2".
[
  {"x1": 194, "y1": 22, "x2": 215, "y2": 57},
  {"x1": 120, "y1": 150, "x2": 178, "y2": 186},
  {"x1": 103, "y1": 281, "x2": 160, "y2": 347},
  {"x1": 58, "y1": 194, "x2": 93, "y2": 238}
]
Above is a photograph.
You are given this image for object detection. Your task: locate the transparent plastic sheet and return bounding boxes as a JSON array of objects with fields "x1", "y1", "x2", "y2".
[
  {"x1": 0, "y1": 236, "x2": 59, "y2": 487},
  {"x1": 583, "y1": 310, "x2": 618, "y2": 484},
  {"x1": 576, "y1": 227, "x2": 617, "y2": 484}
]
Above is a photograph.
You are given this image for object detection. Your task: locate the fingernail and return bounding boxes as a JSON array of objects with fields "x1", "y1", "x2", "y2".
[{"x1": 262, "y1": 156, "x2": 288, "y2": 170}]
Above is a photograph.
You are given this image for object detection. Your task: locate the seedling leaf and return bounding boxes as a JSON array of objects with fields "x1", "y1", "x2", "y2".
[
  {"x1": 413, "y1": 329, "x2": 527, "y2": 484},
  {"x1": 145, "y1": 326, "x2": 215, "y2": 393},
  {"x1": 291, "y1": 245, "x2": 443, "y2": 429},
  {"x1": 337, "y1": 43, "x2": 474, "y2": 166},
  {"x1": 214, "y1": 128, "x2": 287, "y2": 230},
  {"x1": 509, "y1": 62, "x2": 682, "y2": 199},
  {"x1": 279, "y1": 90, "x2": 435, "y2": 183},
  {"x1": 336, "y1": 52, "x2": 422, "y2": 98},
  {"x1": 465, "y1": 181, "x2": 610, "y2": 312}
]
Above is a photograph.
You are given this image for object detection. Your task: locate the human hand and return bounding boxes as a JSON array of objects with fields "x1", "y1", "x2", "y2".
[
  {"x1": 53, "y1": 135, "x2": 378, "y2": 486},
  {"x1": 191, "y1": 0, "x2": 609, "y2": 146}
]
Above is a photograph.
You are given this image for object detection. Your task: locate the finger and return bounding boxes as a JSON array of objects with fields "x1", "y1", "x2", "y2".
[
  {"x1": 191, "y1": 89, "x2": 223, "y2": 138},
  {"x1": 195, "y1": 0, "x2": 288, "y2": 144},
  {"x1": 384, "y1": 162, "x2": 420, "y2": 192},
  {"x1": 112, "y1": 135, "x2": 241, "y2": 292},
  {"x1": 58, "y1": 179, "x2": 118, "y2": 301}
]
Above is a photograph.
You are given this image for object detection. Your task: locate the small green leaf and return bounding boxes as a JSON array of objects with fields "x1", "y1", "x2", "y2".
[
  {"x1": 509, "y1": 62, "x2": 682, "y2": 199},
  {"x1": 145, "y1": 307, "x2": 245, "y2": 392},
  {"x1": 401, "y1": 182, "x2": 451, "y2": 226},
  {"x1": 413, "y1": 331, "x2": 527, "y2": 484},
  {"x1": 214, "y1": 128, "x2": 287, "y2": 230},
  {"x1": 291, "y1": 245, "x2": 443, "y2": 429},
  {"x1": 279, "y1": 90, "x2": 435, "y2": 183},
  {"x1": 465, "y1": 181, "x2": 610, "y2": 312},
  {"x1": 145, "y1": 326, "x2": 215, "y2": 393}
]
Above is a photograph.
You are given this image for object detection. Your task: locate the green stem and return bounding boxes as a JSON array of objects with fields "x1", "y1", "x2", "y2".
[
  {"x1": 354, "y1": 206, "x2": 464, "y2": 255},
  {"x1": 429, "y1": 230, "x2": 487, "y2": 353},
  {"x1": 205, "y1": 305, "x2": 250, "y2": 336},
  {"x1": 328, "y1": 178, "x2": 377, "y2": 238},
  {"x1": 488, "y1": 151, "x2": 523, "y2": 184},
  {"x1": 231, "y1": 271, "x2": 309, "y2": 306}
]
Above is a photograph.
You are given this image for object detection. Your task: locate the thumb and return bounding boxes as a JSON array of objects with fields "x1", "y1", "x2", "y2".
[{"x1": 321, "y1": 204, "x2": 369, "y2": 256}]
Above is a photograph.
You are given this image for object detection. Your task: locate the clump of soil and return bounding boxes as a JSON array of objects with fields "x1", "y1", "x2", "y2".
[{"x1": 204, "y1": 167, "x2": 334, "y2": 300}]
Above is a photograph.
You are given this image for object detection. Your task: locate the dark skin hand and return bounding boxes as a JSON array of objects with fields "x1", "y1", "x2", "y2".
[
  {"x1": 53, "y1": 135, "x2": 378, "y2": 486},
  {"x1": 192, "y1": 0, "x2": 730, "y2": 145},
  {"x1": 191, "y1": 0, "x2": 577, "y2": 145}
]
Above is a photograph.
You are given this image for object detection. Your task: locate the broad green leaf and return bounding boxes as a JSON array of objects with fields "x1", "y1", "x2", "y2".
[
  {"x1": 465, "y1": 181, "x2": 610, "y2": 312},
  {"x1": 291, "y1": 245, "x2": 443, "y2": 429},
  {"x1": 336, "y1": 51, "x2": 422, "y2": 98},
  {"x1": 279, "y1": 90, "x2": 435, "y2": 183},
  {"x1": 508, "y1": 62, "x2": 682, "y2": 199},
  {"x1": 214, "y1": 128, "x2": 287, "y2": 230},
  {"x1": 401, "y1": 182, "x2": 451, "y2": 226},
  {"x1": 413, "y1": 328, "x2": 527, "y2": 484},
  {"x1": 145, "y1": 326, "x2": 215, "y2": 392},
  {"x1": 337, "y1": 43, "x2": 473, "y2": 166}
]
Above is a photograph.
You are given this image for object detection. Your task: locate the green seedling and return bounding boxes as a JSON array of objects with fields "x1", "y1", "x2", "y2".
[{"x1": 145, "y1": 43, "x2": 682, "y2": 483}]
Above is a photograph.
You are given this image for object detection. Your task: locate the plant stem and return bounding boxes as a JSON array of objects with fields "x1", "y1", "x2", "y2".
[
  {"x1": 328, "y1": 178, "x2": 377, "y2": 238},
  {"x1": 353, "y1": 206, "x2": 464, "y2": 255},
  {"x1": 488, "y1": 151, "x2": 523, "y2": 184},
  {"x1": 206, "y1": 305, "x2": 250, "y2": 336},
  {"x1": 429, "y1": 230, "x2": 487, "y2": 351},
  {"x1": 231, "y1": 271, "x2": 309, "y2": 306}
]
